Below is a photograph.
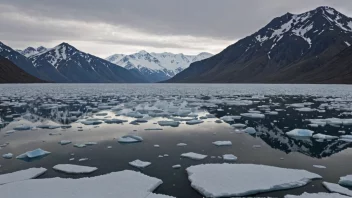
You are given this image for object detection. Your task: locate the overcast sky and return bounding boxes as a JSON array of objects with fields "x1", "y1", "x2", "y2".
[{"x1": 1, "y1": 0, "x2": 352, "y2": 57}]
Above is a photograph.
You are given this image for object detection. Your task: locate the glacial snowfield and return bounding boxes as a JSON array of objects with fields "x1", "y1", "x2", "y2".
[{"x1": 1, "y1": 83, "x2": 352, "y2": 197}]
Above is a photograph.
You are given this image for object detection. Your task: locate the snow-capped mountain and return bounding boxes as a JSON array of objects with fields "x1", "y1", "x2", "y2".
[
  {"x1": 106, "y1": 51, "x2": 212, "y2": 82},
  {"x1": 168, "y1": 6, "x2": 352, "y2": 83},
  {"x1": 29, "y1": 43, "x2": 147, "y2": 83},
  {"x1": 18, "y1": 46, "x2": 48, "y2": 57}
]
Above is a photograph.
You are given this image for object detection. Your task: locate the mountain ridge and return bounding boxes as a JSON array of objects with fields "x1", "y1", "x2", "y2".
[
  {"x1": 106, "y1": 51, "x2": 212, "y2": 82},
  {"x1": 166, "y1": 6, "x2": 352, "y2": 84}
]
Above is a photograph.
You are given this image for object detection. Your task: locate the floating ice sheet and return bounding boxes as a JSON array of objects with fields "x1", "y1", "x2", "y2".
[
  {"x1": 323, "y1": 182, "x2": 352, "y2": 197},
  {"x1": 53, "y1": 164, "x2": 97, "y2": 174},
  {"x1": 181, "y1": 152, "x2": 207, "y2": 160},
  {"x1": 0, "y1": 170, "x2": 174, "y2": 198},
  {"x1": 186, "y1": 164, "x2": 321, "y2": 197}
]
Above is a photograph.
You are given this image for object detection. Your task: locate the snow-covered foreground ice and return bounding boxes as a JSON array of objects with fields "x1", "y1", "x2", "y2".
[
  {"x1": 0, "y1": 170, "x2": 174, "y2": 198},
  {"x1": 0, "y1": 167, "x2": 47, "y2": 185},
  {"x1": 53, "y1": 164, "x2": 98, "y2": 174},
  {"x1": 186, "y1": 164, "x2": 322, "y2": 197},
  {"x1": 285, "y1": 192, "x2": 350, "y2": 198},
  {"x1": 322, "y1": 182, "x2": 352, "y2": 197},
  {"x1": 181, "y1": 152, "x2": 207, "y2": 160}
]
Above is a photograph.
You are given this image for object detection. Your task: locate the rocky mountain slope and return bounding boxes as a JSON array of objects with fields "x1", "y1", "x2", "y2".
[
  {"x1": 1, "y1": 42, "x2": 148, "y2": 83},
  {"x1": 0, "y1": 56, "x2": 46, "y2": 83},
  {"x1": 167, "y1": 6, "x2": 352, "y2": 84}
]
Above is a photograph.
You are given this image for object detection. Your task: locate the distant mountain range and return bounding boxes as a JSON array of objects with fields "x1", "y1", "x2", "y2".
[
  {"x1": 0, "y1": 55, "x2": 45, "y2": 83},
  {"x1": 0, "y1": 42, "x2": 147, "y2": 83},
  {"x1": 167, "y1": 6, "x2": 352, "y2": 83},
  {"x1": 106, "y1": 51, "x2": 212, "y2": 82}
]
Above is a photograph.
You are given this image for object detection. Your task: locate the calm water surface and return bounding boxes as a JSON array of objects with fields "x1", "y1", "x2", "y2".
[{"x1": 1, "y1": 84, "x2": 352, "y2": 197}]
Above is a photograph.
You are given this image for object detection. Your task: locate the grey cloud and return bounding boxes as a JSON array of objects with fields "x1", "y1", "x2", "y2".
[
  {"x1": 3, "y1": 0, "x2": 352, "y2": 40},
  {"x1": 2, "y1": 0, "x2": 352, "y2": 55}
]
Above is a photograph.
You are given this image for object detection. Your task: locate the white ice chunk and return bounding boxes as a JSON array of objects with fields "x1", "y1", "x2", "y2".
[
  {"x1": 213, "y1": 141, "x2": 232, "y2": 146},
  {"x1": 186, "y1": 120, "x2": 204, "y2": 125},
  {"x1": 323, "y1": 181, "x2": 352, "y2": 197},
  {"x1": 59, "y1": 140, "x2": 71, "y2": 145},
  {"x1": 0, "y1": 167, "x2": 47, "y2": 185},
  {"x1": 312, "y1": 134, "x2": 338, "y2": 140},
  {"x1": 2, "y1": 153, "x2": 13, "y2": 159},
  {"x1": 339, "y1": 135, "x2": 352, "y2": 142},
  {"x1": 172, "y1": 164, "x2": 181, "y2": 169},
  {"x1": 339, "y1": 174, "x2": 352, "y2": 187},
  {"x1": 129, "y1": 159, "x2": 151, "y2": 168},
  {"x1": 74, "y1": 144, "x2": 86, "y2": 148},
  {"x1": 158, "y1": 121, "x2": 180, "y2": 127},
  {"x1": 296, "y1": 107, "x2": 316, "y2": 112},
  {"x1": 0, "y1": 170, "x2": 173, "y2": 198},
  {"x1": 16, "y1": 148, "x2": 50, "y2": 159},
  {"x1": 177, "y1": 143, "x2": 187, "y2": 146},
  {"x1": 186, "y1": 163, "x2": 321, "y2": 197},
  {"x1": 313, "y1": 165, "x2": 326, "y2": 169},
  {"x1": 244, "y1": 127, "x2": 256, "y2": 134},
  {"x1": 181, "y1": 152, "x2": 207, "y2": 160},
  {"x1": 53, "y1": 164, "x2": 97, "y2": 174},
  {"x1": 286, "y1": 129, "x2": 314, "y2": 137},
  {"x1": 118, "y1": 135, "x2": 143, "y2": 143},
  {"x1": 223, "y1": 154, "x2": 238, "y2": 161},
  {"x1": 240, "y1": 113, "x2": 265, "y2": 119}
]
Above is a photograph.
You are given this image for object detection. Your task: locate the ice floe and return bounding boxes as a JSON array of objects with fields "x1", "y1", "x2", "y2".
[
  {"x1": 118, "y1": 135, "x2": 143, "y2": 143},
  {"x1": 0, "y1": 170, "x2": 174, "y2": 198},
  {"x1": 339, "y1": 135, "x2": 352, "y2": 142},
  {"x1": 2, "y1": 153, "x2": 13, "y2": 159},
  {"x1": 186, "y1": 120, "x2": 204, "y2": 125},
  {"x1": 16, "y1": 148, "x2": 50, "y2": 159},
  {"x1": 172, "y1": 165, "x2": 181, "y2": 169},
  {"x1": 0, "y1": 167, "x2": 47, "y2": 185},
  {"x1": 129, "y1": 159, "x2": 151, "y2": 168},
  {"x1": 213, "y1": 141, "x2": 232, "y2": 146},
  {"x1": 186, "y1": 164, "x2": 321, "y2": 197},
  {"x1": 181, "y1": 152, "x2": 207, "y2": 160},
  {"x1": 58, "y1": 140, "x2": 71, "y2": 145},
  {"x1": 323, "y1": 182, "x2": 352, "y2": 197},
  {"x1": 312, "y1": 133, "x2": 338, "y2": 140},
  {"x1": 223, "y1": 154, "x2": 237, "y2": 161},
  {"x1": 313, "y1": 165, "x2": 326, "y2": 169},
  {"x1": 339, "y1": 174, "x2": 352, "y2": 187},
  {"x1": 177, "y1": 143, "x2": 187, "y2": 146},
  {"x1": 53, "y1": 164, "x2": 97, "y2": 174},
  {"x1": 158, "y1": 121, "x2": 180, "y2": 127},
  {"x1": 240, "y1": 113, "x2": 265, "y2": 119},
  {"x1": 286, "y1": 129, "x2": 314, "y2": 137},
  {"x1": 244, "y1": 127, "x2": 256, "y2": 134}
]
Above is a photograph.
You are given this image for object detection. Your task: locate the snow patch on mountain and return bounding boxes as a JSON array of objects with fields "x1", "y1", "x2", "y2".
[
  {"x1": 106, "y1": 51, "x2": 212, "y2": 82},
  {"x1": 19, "y1": 46, "x2": 48, "y2": 57}
]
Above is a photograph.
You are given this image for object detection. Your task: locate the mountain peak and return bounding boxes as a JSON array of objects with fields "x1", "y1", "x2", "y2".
[{"x1": 138, "y1": 50, "x2": 149, "y2": 54}]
